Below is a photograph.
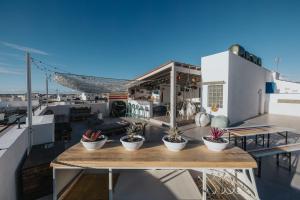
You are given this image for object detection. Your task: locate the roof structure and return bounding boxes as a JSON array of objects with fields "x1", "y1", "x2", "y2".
[{"x1": 54, "y1": 72, "x2": 136, "y2": 93}]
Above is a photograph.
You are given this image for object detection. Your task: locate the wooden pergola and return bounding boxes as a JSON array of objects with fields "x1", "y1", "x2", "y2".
[{"x1": 131, "y1": 61, "x2": 201, "y2": 128}]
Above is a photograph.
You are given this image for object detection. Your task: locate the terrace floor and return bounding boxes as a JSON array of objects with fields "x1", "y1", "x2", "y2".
[{"x1": 42, "y1": 114, "x2": 300, "y2": 200}]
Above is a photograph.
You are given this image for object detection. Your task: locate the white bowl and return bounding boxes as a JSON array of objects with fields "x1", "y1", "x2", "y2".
[
  {"x1": 162, "y1": 135, "x2": 188, "y2": 152},
  {"x1": 120, "y1": 135, "x2": 145, "y2": 151},
  {"x1": 81, "y1": 135, "x2": 108, "y2": 150},
  {"x1": 202, "y1": 136, "x2": 229, "y2": 152}
]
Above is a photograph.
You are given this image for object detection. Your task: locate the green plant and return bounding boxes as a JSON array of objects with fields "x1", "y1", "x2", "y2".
[
  {"x1": 166, "y1": 127, "x2": 183, "y2": 143},
  {"x1": 126, "y1": 123, "x2": 142, "y2": 142}
]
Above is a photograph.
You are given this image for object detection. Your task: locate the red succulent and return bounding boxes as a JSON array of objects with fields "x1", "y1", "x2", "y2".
[
  {"x1": 82, "y1": 129, "x2": 102, "y2": 142},
  {"x1": 210, "y1": 127, "x2": 224, "y2": 140}
]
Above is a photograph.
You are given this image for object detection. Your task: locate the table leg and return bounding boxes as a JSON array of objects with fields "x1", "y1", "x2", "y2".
[
  {"x1": 202, "y1": 170, "x2": 207, "y2": 200},
  {"x1": 262, "y1": 135, "x2": 265, "y2": 147},
  {"x1": 228, "y1": 132, "x2": 231, "y2": 143},
  {"x1": 267, "y1": 133, "x2": 270, "y2": 148},
  {"x1": 248, "y1": 169, "x2": 260, "y2": 200},
  {"x1": 243, "y1": 136, "x2": 247, "y2": 150},
  {"x1": 53, "y1": 168, "x2": 56, "y2": 200},
  {"x1": 234, "y1": 136, "x2": 237, "y2": 146},
  {"x1": 109, "y1": 168, "x2": 113, "y2": 200},
  {"x1": 286, "y1": 131, "x2": 288, "y2": 144}
]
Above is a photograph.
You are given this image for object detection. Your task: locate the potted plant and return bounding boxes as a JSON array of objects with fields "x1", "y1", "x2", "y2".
[
  {"x1": 162, "y1": 127, "x2": 188, "y2": 151},
  {"x1": 81, "y1": 129, "x2": 108, "y2": 150},
  {"x1": 120, "y1": 122, "x2": 145, "y2": 151},
  {"x1": 202, "y1": 128, "x2": 229, "y2": 152}
]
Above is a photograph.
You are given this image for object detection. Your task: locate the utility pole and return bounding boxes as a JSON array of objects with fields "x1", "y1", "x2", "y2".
[
  {"x1": 26, "y1": 52, "x2": 32, "y2": 155},
  {"x1": 46, "y1": 73, "x2": 49, "y2": 107}
]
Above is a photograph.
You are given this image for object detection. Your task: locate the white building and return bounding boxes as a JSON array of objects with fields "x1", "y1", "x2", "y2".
[{"x1": 201, "y1": 47, "x2": 300, "y2": 124}]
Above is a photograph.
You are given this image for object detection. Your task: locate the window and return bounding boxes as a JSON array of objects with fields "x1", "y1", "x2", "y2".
[{"x1": 207, "y1": 85, "x2": 223, "y2": 108}]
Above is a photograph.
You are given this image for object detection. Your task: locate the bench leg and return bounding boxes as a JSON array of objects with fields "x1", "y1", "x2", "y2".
[
  {"x1": 257, "y1": 158, "x2": 262, "y2": 177},
  {"x1": 255, "y1": 135, "x2": 258, "y2": 145},
  {"x1": 243, "y1": 136, "x2": 247, "y2": 150},
  {"x1": 288, "y1": 152, "x2": 292, "y2": 172},
  {"x1": 234, "y1": 136, "x2": 237, "y2": 146}
]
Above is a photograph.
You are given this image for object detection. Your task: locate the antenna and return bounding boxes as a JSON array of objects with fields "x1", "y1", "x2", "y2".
[{"x1": 275, "y1": 57, "x2": 281, "y2": 72}]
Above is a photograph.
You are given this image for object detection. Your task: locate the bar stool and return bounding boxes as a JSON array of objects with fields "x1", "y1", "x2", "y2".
[
  {"x1": 126, "y1": 103, "x2": 132, "y2": 117},
  {"x1": 130, "y1": 104, "x2": 135, "y2": 118},
  {"x1": 144, "y1": 106, "x2": 150, "y2": 119},
  {"x1": 139, "y1": 106, "x2": 145, "y2": 118}
]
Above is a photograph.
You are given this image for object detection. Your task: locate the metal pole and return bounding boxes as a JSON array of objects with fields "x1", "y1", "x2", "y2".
[
  {"x1": 26, "y1": 52, "x2": 32, "y2": 155},
  {"x1": 170, "y1": 64, "x2": 176, "y2": 128},
  {"x1": 46, "y1": 73, "x2": 49, "y2": 107}
]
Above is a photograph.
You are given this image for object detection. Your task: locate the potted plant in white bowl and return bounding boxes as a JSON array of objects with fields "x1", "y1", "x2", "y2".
[
  {"x1": 202, "y1": 128, "x2": 229, "y2": 152},
  {"x1": 81, "y1": 129, "x2": 108, "y2": 150},
  {"x1": 162, "y1": 127, "x2": 188, "y2": 152},
  {"x1": 120, "y1": 123, "x2": 145, "y2": 151}
]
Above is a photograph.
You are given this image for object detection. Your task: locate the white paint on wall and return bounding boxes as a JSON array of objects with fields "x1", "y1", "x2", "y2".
[
  {"x1": 227, "y1": 52, "x2": 273, "y2": 124},
  {"x1": 201, "y1": 51, "x2": 273, "y2": 124},
  {"x1": 201, "y1": 51, "x2": 230, "y2": 117},
  {"x1": 275, "y1": 79, "x2": 300, "y2": 93},
  {"x1": 0, "y1": 126, "x2": 28, "y2": 200},
  {"x1": 268, "y1": 93, "x2": 300, "y2": 116}
]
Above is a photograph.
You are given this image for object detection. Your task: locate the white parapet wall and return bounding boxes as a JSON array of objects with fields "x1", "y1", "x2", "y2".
[
  {"x1": 31, "y1": 114, "x2": 55, "y2": 145},
  {"x1": 47, "y1": 102, "x2": 109, "y2": 117},
  {"x1": 268, "y1": 93, "x2": 300, "y2": 116},
  {"x1": 0, "y1": 126, "x2": 28, "y2": 200}
]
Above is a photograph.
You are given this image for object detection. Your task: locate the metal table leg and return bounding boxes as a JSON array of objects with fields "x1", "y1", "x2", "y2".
[
  {"x1": 109, "y1": 168, "x2": 113, "y2": 200},
  {"x1": 53, "y1": 168, "x2": 56, "y2": 200},
  {"x1": 243, "y1": 136, "x2": 247, "y2": 150},
  {"x1": 267, "y1": 133, "x2": 270, "y2": 148},
  {"x1": 286, "y1": 131, "x2": 288, "y2": 144},
  {"x1": 248, "y1": 169, "x2": 260, "y2": 200},
  {"x1": 202, "y1": 169, "x2": 207, "y2": 200}
]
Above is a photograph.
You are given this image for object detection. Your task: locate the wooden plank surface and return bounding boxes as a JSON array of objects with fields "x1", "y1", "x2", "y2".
[
  {"x1": 51, "y1": 142, "x2": 256, "y2": 169},
  {"x1": 249, "y1": 143, "x2": 300, "y2": 157},
  {"x1": 228, "y1": 126, "x2": 295, "y2": 137},
  {"x1": 62, "y1": 173, "x2": 118, "y2": 200}
]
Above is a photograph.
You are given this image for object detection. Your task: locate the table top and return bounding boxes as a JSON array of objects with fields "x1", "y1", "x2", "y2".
[
  {"x1": 227, "y1": 126, "x2": 296, "y2": 137},
  {"x1": 51, "y1": 142, "x2": 257, "y2": 169}
]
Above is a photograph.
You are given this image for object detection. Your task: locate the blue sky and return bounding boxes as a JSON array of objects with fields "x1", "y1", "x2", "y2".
[{"x1": 0, "y1": 0, "x2": 300, "y2": 93}]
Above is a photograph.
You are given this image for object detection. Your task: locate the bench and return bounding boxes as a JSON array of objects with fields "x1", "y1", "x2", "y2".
[{"x1": 249, "y1": 143, "x2": 300, "y2": 177}]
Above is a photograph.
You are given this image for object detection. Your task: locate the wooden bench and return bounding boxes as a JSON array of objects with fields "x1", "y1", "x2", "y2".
[{"x1": 249, "y1": 143, "x2": 300, "y2": 177}]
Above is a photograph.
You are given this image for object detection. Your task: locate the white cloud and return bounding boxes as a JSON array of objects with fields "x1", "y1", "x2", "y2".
[
  {"x1": 1, "y1": 41, "x2": 49, "y2": 55},
  {"x1": 0, "y1": 66, "x2": 24, "y2": 75}
]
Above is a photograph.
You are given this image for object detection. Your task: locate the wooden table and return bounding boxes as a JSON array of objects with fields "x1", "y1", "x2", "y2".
[
  {"x1": 51, "y1": 142, "x2": 259, "y2": 200},
  {"x1": 227, "y1": 125, "x2": 296, "y2": 150}
]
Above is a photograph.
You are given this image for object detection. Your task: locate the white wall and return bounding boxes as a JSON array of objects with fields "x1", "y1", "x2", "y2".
[
  {"x1": 31, "y1": 115, "x2": 55, "y2": 145},
  {"x1": 201, "y1": 51, "x2": 274, "y2": 124},
  {"x1": 201, "y1": 51, "x2": 230, "y2": 117},
  {"x1": 0, "y1": 126, "x2": 28, "y2": 200},
  {"x1": 227, "y1": 52, "x2": 273, "y2": 124},
  {"x1": 47, "y1": 102, "x2": 109, "y2": 117},
  {"x1": 268, "y1": 93, "x2": 300, "y2": 116},
  {"x1": 275, "y1": 79, "x2": 300, "y2": 93}
]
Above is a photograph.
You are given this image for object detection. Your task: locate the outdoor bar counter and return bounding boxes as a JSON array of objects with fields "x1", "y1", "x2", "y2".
[{"x1": 51, "y1": 142, "x2": 259, "y2": 200}]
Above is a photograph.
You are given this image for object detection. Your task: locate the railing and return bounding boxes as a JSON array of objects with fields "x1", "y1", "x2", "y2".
[{"x1": 0, "y1": 103, "x2": 45, "y2": 134}]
